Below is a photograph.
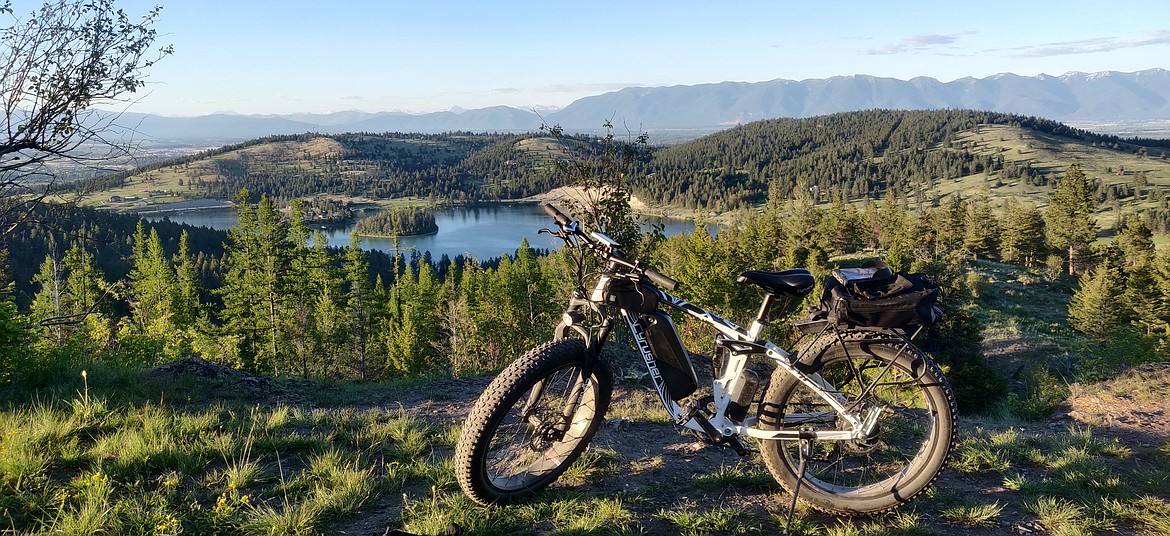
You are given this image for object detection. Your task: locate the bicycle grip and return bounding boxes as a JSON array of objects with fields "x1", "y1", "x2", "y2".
[
  {"x1": 645, "y1": 268, "x2": 679, "y2": 291},
  {"x1": 542, "y1": 203, "x2": 571, "y2": 225}
]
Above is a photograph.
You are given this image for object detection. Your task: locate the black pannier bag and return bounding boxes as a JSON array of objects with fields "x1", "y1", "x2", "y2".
[
  {"x1": 821, "y1": 261, "x2": 942, "y2": 328},
  {"x1": 605, "y1": 278, "x2": 659, "y2": 314}
]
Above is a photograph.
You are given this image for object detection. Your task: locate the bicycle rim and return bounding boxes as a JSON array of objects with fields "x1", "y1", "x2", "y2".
[
  {"x1": 482, "y1": 364, "x2": 603, "y2": 491},
  {"x1": 777, "y1": 353, "x2": 940, "y2": 494}
]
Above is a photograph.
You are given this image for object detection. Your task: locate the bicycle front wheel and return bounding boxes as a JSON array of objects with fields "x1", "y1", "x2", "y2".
[
  {"x1": 455, "y1": 338, "x2": 612, "y2": 505},
  {"x1": 758, "y1": 333, "x2": 956, "y2": 515}
]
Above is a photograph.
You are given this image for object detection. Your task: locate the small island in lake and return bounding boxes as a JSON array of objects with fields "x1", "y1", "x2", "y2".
[{"x1": 353, "y1": 207, "x2": 438, "y2": 237}]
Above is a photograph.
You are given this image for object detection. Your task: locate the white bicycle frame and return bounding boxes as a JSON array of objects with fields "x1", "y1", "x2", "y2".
[
  {"x1": 618, "y1": 285, "x2": 877, "y2": 443},
  {"x1": 552, "y1": 225, "x2": 879, "y2": 445}
]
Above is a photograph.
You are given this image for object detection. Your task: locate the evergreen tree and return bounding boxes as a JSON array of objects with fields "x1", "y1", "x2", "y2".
[
  {"x1": 30, "y1": 254, "x2": 67, "y2": 345},
  {"x1": 308, "y1": 232, "x2": 345, "y2": 378},
  {"x1": 1123, "y1": 264, "x2": 1167, "y2": 336},
  {"x1": 342, "y1": 233, "x2": 374, "y2": 380},
  {"x1": 962, "y1": 196, "x2": 999, "y2": 259},
  {"x1": 1068, "y1": 262, "x2": 1122, "y2": 340},
  {"x1": 999, "y1": 198, "x2": 1047, "y2": 267},
  {"x1": 821, "y1": 194, "x2": 865, "y2": 254},
  {"x1": 173, "y1": 230, "x2": 202, "y2": 328},
  {"x1": 1045, "y1": 164, "x2": 1099, "y2": 275},
  {"x1": 877, "y1": 194, "x2": 915, "y2": 272},
  {"x1": 779, "y1": 181, "x2": 824, "y2": 267},
  {"x1": 128, "y1": 225, "x2": 176, "y2": 336},
  {"x1": 286, "y1": 201, "x2": 318, "y2": 378},
  {"x1": 1117, "y1": 215, "x2": 1156, "y2": 268},
  {"x1": 219, "y1": 190, "x2": 291, "y2": 373},
  {"x1": 442, "y1": 293, "x2": 478, "y2": 375}
]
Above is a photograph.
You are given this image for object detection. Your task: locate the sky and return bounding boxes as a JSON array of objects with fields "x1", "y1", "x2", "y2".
[{"x1": 16, "y1": 0, "x2": 1169, "y2": 117}]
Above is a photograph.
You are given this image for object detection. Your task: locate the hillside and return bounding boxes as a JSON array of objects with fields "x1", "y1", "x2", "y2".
[
  {"x1": 635, "y1": 110, "x2": 1170, "y2": 214},
  {"x1": 78, "y1": 110, "x2": 1170, "y2": 221},
  {"x1": 3, "y1": 261, "x2": 1168, "y2": 535},
  {"x1": 74, "y1": 132, "x2": 575, "y2": 209}
]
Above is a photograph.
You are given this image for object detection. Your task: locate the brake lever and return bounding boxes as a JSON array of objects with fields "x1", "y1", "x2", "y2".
[{"x1": 540, "y1": 227, "x2": 575, "y2": 243}]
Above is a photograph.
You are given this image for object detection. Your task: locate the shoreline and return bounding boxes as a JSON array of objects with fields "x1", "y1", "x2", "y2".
[
  {"x1": 353, "y1": 230, "x2": 439, "y2": 239},
  {"x1": 126, "y1": 195, "x2": 726, "y2": 227}
]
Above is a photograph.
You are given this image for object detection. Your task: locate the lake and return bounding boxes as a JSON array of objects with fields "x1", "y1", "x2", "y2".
[{"x1": 147, "y1": 203, "x2": 714, "y2": 260}]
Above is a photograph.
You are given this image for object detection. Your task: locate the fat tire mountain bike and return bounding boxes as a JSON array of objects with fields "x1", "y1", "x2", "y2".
[{"x1": 454, "y1": 204, "x2": 956, "y2": 515}]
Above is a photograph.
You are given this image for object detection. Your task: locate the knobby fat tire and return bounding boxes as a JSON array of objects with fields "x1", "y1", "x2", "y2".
[
  {"x1": 454, "y1": 338, "x2": 613, "y2": 505},
  {"x1": 758, "y1": 333, "x2": 957, "y2": 515}
]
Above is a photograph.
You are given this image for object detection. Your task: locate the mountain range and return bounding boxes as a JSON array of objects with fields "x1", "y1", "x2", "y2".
[{"x1": 116, "y1": 69, "x2": 1170, "y2": 144}]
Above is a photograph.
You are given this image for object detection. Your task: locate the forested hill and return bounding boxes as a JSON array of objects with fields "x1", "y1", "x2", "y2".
[
  {"x1": 75, "y1": 132, "x2": 571, "y2": 204},
  {"x1": 79, "y1": 110, "x2": 1170, "y2": 217},
  {"x1": 635, "y1": 109, "x2": 1170, "y2": 212}
]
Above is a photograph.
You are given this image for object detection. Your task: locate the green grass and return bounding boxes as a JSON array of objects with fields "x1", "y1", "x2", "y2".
[
  {"x1": 692, "y1": 461, "x2": 779, "y2": 492},
  {"x1": 941, "y1": 501, "x2": 1003, "y2": 528},
  {"x1": 655, "y1": 501, "x2": 760, "y2": 535},
  {"x1": 944, "y1": 124, "x2": 1170, "y2": 212},
  {"x1": 5, "y1": 356, "x2": 1170, "y2": 534},
  {"x1": 0, "y1": 378, "x2": 441, "y2": 535}
]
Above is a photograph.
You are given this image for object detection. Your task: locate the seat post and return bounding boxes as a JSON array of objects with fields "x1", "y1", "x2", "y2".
[{"x1": 748, "y1": 293, "x2": 775, "y2": 340}]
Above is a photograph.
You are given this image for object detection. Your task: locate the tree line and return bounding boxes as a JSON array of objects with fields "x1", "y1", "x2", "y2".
[
  {"x1": 67, "y1": 110, "x2": 1170, "y2": 219},
  {"x1": 13, "y1": 162, "x2": 1167, "y2": 411},
  {"x1": 353, "y1": 208, "x2": 438, "y2": 237}
]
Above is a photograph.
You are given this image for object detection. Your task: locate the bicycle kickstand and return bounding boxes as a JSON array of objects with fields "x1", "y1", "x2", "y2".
[{"x1": 783, "y1": 438, "x2": 815, "y2": 534}]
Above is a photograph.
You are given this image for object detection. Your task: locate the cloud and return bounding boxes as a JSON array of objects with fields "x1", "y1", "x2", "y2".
[
  {"x1": 866, "y1": 32, "x2": 974, "y2": 55},
  {"x1": 340, "y1": 95, "x2": 364, "y2": 101},
  {"x1": 1008, "y1": 30, "x2": 1170, "y2": 58}
]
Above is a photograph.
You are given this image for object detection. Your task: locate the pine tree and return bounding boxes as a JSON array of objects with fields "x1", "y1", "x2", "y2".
[
  {"x1": 776, "y1": 180, "x2": 825, "y2": 269},
  {"x1": 128, "y1": 226, "x2": 176, "y2": 336},
  {"x1": 1068, "y1": 262, "x2": 1121, "y2": 340},
  {"x1": 442, "y1": 294, "x2": 478, "y2": 375},
  {"x1": 1117, "y1": 215, "x2": 1156, "y2": 268},
  {"x1": 962, "y1": 196, "x2": 999, "y2": 259},
  {"x1": 341, "y1": 233, "x2": 373, "y2": 379},
  {"x1": 1045, "y1": 164, "x2": 1099, "y2": 275},
  {"x1": 1123, "y1": 264, "x2": 1167, "y2": 336},
  {"x1": 173, "y1": 230, "x2": 202, "y2": 328},
  {"x1": 822, "y1": 194, "x2": 865, "y2": 254},
  {"x1": 30, "y1": 254, "x2": 67, "y2": 345},
  {"x1": 999, "y1": 198, "x2": 1047, "y2": 267},
  {"x1": 308, "y1": 232, "x2": 345, "y2": 378},
  {"x1": 219, "y1": 190, "x2": 291, "y2": 373},
  {"x1": 286, "y1": 201, "x2": 317, "y2": 378}
]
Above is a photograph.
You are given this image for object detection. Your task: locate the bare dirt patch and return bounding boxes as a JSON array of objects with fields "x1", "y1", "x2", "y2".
[{"x1": 1064, "y1": 363, "x2": 1170, "y2": 446}]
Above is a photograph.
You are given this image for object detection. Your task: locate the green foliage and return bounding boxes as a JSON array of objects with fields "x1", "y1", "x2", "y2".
[
  {"x1": 219, "y1": 191, "x2": 293, "y2": 373},
  {"x1": 1007, "y1": 368, "x2": 1070, "y2": 420},
  {"x1": 545, "y1": 120, "x2": 651, "y2": 253},
  {"x1": 353, "y1": 207, "x2": 438, "y2": 237},
  {"x1": 1045, "y1": 164, "x2": 1099, "y2": 275},
  {"x1": 0, "y1": 299, "x2": 26, "y2": 385},
  {"x1": 999, "y1": 197, "x2": 1047, "y2": 267},
  {"x1": 1068, "y1": 263, "x2": 1122, "y2": 341}
]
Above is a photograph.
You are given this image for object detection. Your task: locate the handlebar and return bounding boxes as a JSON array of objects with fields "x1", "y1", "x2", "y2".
[
  {"x1": 542, "y1": 203, "x2": 680, "y2": 292},
  {"x1": 542, "y1": 203, "x2": 572, "y2": 226},
  {"x1": 645, "y1": 268, "x2": 680, "y2": 292}
]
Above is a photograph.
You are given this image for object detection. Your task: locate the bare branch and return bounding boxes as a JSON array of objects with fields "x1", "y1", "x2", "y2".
[{"x1": 0, "y1": 0, "x2": 170, "y2": 236}]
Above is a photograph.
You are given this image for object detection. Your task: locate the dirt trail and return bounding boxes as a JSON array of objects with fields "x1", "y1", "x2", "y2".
[{"x1": 368, "y1": 366, "x2": 1170, "y2": 536}]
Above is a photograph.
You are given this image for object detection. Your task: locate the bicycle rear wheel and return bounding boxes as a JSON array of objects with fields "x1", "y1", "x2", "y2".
[
  {"x1": 455, "y1": 338, "x2": 612, "y2": 505},
  {"x1": 758, "y1": 333, "x2": 955, "y2": 514}
]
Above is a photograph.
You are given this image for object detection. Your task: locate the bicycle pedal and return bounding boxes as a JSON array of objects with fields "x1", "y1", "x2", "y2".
[{"x1": 720, "y1": 435, "x2": 754, "y2": 456}]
